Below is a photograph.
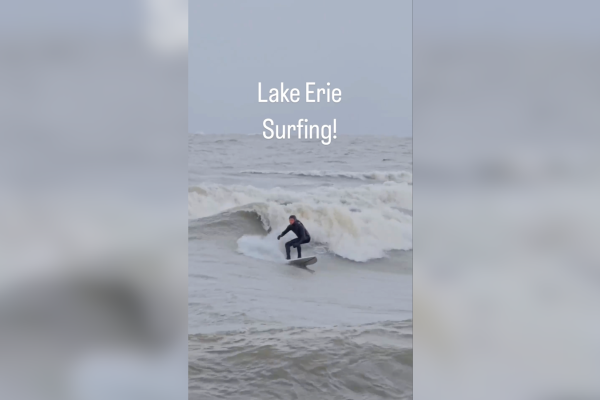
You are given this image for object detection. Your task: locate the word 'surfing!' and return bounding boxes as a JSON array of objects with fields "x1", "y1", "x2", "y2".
[{"x1": 262, "y1": 118, "x2": 337, "y2": 146}]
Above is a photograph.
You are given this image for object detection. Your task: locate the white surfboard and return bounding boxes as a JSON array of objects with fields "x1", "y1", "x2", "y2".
[{"x1": 286, "y1": 256, "x2": 317, "y2": 272}]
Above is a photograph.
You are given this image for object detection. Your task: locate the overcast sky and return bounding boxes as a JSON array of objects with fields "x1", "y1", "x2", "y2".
[
  {"x1": 414, "y1": 0, "x2": 600, "y2": 40},
  {"x1": 189, "y1": 0, "x2": 412, "y2": 136}
]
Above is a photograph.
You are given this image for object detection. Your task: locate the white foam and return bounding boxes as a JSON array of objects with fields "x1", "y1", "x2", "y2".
[
  {"x1": 237, "y1": 233, "x2": 285, "y2": 262},
  {"x1": 189, "y1": 182, "x2": 412, "y2": 262}
]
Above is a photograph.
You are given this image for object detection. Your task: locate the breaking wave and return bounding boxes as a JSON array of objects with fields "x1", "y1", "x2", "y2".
[{"x1": 188, "y1": 182, "x2": 412, "y2": 262}]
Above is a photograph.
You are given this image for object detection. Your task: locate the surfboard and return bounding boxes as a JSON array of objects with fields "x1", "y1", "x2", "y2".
[{"x1": 286, "y1": 256, "x2": 317, "y2": 272}]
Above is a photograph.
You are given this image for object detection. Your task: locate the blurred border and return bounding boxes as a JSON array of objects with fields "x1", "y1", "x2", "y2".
[
  {"x1": 0, "y1": 1, "x2": 188, "y2": 399},
  {"x1": 414, "y1": 1, "x2": 600, "y2": 399}
]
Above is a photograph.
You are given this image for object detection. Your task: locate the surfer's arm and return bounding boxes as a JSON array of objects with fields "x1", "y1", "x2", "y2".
[{"x1": 278, "y1": 225, "x2": 292, "y2": 239}]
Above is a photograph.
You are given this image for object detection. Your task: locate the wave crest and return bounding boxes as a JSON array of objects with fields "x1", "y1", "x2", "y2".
[{"x1": 241, "y1": 169, "x2": 412, "y2": 183}]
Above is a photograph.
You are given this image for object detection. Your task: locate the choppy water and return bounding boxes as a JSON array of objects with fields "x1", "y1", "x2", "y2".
[{"x1": 189, "y1": 134, "x2": 412, "y2": 399}]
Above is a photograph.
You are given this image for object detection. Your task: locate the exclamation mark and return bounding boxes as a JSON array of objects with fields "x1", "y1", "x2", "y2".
[{"x1": 333, "y1": 119, "x2": 337, "y2": 139}]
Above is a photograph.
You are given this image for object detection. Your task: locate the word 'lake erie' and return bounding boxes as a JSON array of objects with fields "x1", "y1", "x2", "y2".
[{"x1": 258, "y1": 82, "x2": 342, "y2": 103}]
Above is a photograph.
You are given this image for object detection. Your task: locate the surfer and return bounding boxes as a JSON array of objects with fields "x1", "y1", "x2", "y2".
[{"x1": 277, "y1": 215, "x2": 311, "y2": 259}]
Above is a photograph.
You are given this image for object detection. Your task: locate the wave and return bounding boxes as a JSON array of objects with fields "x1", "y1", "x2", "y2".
[
  {"x1": 189, "y1": 320, "x2": 412, "y2": 400},
  {"x1": 241, "y1": 169, "x2": 412, "y2": 183},
  {"x1": 188, "y1": 207, "x2": 269, "y2": 240},
  {"x1": 188, "y1": 182, "x2": 412, "y2": 262}
]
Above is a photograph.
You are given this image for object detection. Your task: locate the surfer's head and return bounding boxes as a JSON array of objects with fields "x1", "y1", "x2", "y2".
[{"x1": 289, "y1": 215, "x2": 296, "y2": 224}]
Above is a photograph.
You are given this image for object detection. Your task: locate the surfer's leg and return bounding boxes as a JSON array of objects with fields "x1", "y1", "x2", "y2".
[
  {"x1": 285, "y1": 239, "x2": 299, "y2": 259},
  {"x1": 285, "y1": 241, "x2": 291, "y2": 259},
  {"x1": 296, "y1": 237, "x2": 310, "y2": 258}
]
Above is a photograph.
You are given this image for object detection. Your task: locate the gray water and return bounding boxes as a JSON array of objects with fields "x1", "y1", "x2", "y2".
[{"x1": 189, "y1": 134, "x2": 412, "y2": 399}]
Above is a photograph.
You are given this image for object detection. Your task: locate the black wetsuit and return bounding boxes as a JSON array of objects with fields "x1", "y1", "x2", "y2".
[{"x1": 280, "y1": 220, "x2": 311, "y2": 259}]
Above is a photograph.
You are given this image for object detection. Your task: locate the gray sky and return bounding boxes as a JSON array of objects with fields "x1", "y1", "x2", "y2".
[
  {"x1": 189, "y1": 0, "x2": 412, "y2": 136},
  {"x1": 414, "y1": 0, "x2": 600, "y2": 40}
]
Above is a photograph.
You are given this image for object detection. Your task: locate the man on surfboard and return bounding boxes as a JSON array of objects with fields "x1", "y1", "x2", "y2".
[{"x1": 277, "y1": 215, "x2": 311, "y2": 260}]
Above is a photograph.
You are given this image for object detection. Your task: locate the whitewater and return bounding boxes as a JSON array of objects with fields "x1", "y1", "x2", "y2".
[{"x1": 189, "y1": 133, "x2": 412, "y2": 399}]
